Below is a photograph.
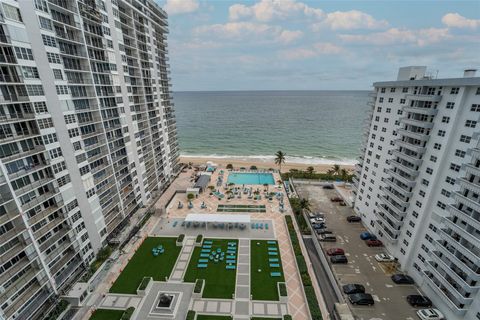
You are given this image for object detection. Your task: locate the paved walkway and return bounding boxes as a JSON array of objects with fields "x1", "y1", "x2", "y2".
[
  {"x1": 99, "y1": 294, "x2": 141, "y2": 310},
  {"x1": 170, "y1": 237, "x2": 195, "y2": 281},
  {"x1": 234, "y1": 239, "x2": 251, "y2": 315}
]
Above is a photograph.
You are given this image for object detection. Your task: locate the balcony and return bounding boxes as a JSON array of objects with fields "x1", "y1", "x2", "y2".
[
  {"x1": 400, "y1": 117, "x2": 434, "y2": 129},
  {"x1": 406, "y1": 93, "x2": 442, "y2": 102},
  {"x1": 439, "y1": 228, "x2": 480, "y2": 265},
  {"x1": 464, "y1": 163, "x2": 480, "y2": 177},
  {"x1": 391, "y1": 149, "x2": 423, "y2": 166},
  {"x1": 447, "y1": 204, "x2": 480, "y2": 231},
  {"x1": 457, "y1": 177, "x2": 480, "y2": 195},
  {"x1": 397, "y1": 128, "x2": 430, "y2": 142},
  {"x1": 423, "y1": 270, "x2": 467, "y2": 317},
  {"x1": 452, "y1": 191, "x2": 480, "y2": 213},
  {"x1": 383, "y1": 178, "x2": 413, "y2": 197},
  {"x1": 390, "y1": 159, "x2": 419, "y2": 178},
  {"x1": 383, "y1": 187, "x2": 410, "y2": 208},
  {"x1": 376, "y1": 220, "x2": 399, "y2": 242},
  {"x1": 387, "y1": 169, "x2": 417, "y2": 187},
  {"x1": 443, "y1": 217, "x2": 480, "y2": 250},
  {"x1": 402, "y1": 105, "x2": 439, "y2": 116},
  {"x1": 376, "y1": 210, "x2": 402, "y2": 234},
  {"x1": 430, "y1": 253, "x2": 480, "y2": 293},
  {"x1": 434, "y1": 240, "x2": 480, "y2": 282},
  {"x1": 394, "y1": 139, "x2": 426, "y2": 154}
]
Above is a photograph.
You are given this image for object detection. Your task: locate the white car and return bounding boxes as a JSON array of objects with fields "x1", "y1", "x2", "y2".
[
  {"x1": 416, "y1": 308, "x2": 444, "y2": 320},
  {"x1": 374, "y1": 253, "x2": 395, "y2": 262},
  {"x1": 310, "y1": 217, "x2": 325, "y2": 224}
]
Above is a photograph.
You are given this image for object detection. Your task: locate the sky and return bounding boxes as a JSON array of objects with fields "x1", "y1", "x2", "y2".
[{"x1": 156, "y1": 0, "x2": 480, "y2": 91}]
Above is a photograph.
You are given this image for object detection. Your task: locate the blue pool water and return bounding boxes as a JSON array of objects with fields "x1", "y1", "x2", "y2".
[{"x1": 227, "y1": 172, "x2": 275, "y2": 185}]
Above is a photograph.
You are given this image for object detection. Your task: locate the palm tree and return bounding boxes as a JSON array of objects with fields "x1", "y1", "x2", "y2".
[
  {"x1": 340, "y1": 168, "x2": 349, "y2": 181},
  {"x1": 306, "y1": 166, "x2": 315, "y2": 175},
  {"x1": 274, "y1": 150, "x2": 286, "y2": 172},
  {"x1": 299, "y1": 198, "x2": 311, "y2": 212},
  {"x1": 328, "y1": 164, "x2": 341, "y2": 176}
]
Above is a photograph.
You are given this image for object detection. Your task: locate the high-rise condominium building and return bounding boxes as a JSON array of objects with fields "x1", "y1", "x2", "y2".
[
  {"x1": 0, "y1": 0, "x2": 178, "y2": 319},
  {"x1": 353, "y1": 66, "x2": 480, "y2": 320}
]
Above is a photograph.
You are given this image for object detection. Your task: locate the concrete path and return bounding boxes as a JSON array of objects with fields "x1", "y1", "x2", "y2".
[
  {"x1": 170, "y1": 237, "x2": 195, "y2": 281},
  {"x1": 234, "y1": 239, "x2": 251, "y2": 317},
  {"x1": 99, "y1": 294, "x2": 141, "y2": 310}
]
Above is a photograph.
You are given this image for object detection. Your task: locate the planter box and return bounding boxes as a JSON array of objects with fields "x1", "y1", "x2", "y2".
[
  {"x1": 277, "y1": 282, "x2": 288, "y2": 303},
  {"x1": 137, "y1": 277, "x2": 153, "y2": 296},
  {"x1": 192, "y1": 279, "x2": 205, "y2": 298}
]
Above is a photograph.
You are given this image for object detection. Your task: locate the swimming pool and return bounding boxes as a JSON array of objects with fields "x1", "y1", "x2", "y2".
[{"x1": 227, "y1": 172, "x2": 275, "y2": 185}]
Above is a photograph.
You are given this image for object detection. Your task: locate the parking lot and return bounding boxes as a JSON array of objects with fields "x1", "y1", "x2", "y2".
[{"x1": 295, "y1": 183, "x2": 422, "y2": 320}]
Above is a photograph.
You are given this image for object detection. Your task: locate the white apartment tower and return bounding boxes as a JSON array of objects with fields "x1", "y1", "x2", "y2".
[
  {"x1": 353, "y1": 66, "x2": 480, "y2": 320},
  {"x1": 0, "y1": 0, "x2": 178, "y2": 319}
]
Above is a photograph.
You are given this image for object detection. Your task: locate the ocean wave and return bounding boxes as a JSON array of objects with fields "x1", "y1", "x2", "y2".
[{"x1": 179, "y1": 153, "x2": 358, "y2": 166}]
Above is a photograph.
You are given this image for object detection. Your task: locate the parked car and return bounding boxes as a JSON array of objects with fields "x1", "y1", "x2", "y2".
[
  {"x1": 323, "y1": 184, "x2": 334, "y2": 189},
  {"x1": 319, "y1": 235, "x2": 337, "y2": 242},
  {"x1": 407, "y1": 295, "x2": 432, "y2": 307},
  {"x1": 346, "y1": 215, "x2": 361, "y2": 222},
  {"x1": 360, "y1": 232, "x2": 377, "y2": 240},
  {"x1": 312, "y1": 223, "x2": 326, "y2": 230},
  {"x1": 366, "y1": 239, "x2": 383, "y2": 247},
  {"x1": 339, "y1": 201, "x2": 346, "y2": 206},
  {"x1": 342, "y1": 284, "x2": 365, "y2": 294},
  {"x1": 416, "y1": 308, "x2": 444, "y2": 320},
  {"x1": 348, "y1": 293, "x2": 374, "y2": 306},
  {"x1": 326, "y1": 248, "x2": 345, "y2": 256},
  {"x1": 375, "y1": 253, "x2": 395, "y2": 262},
  {"x1": 330, "y1": 255, "x2": 348, "y2": 264},
  {"x1": 316, "y1": 229, "x2": 333, "y2": 235},
  {"x1": 391, "y1": 274, "x2": 414, "y2": 284},
  {"x1": 310, "y1": 217, "x2": 325, "y2": 224},
  {"x1": 330, "y1": 197, "x2": 343, "y2": 202}
]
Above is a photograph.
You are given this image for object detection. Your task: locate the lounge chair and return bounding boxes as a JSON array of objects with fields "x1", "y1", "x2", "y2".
[
  {"x1": 268, "y1": 247, "x2": 277, "y2": 251},
  {"x1": 197, "y1": 264, "x2": 208, "y2": 268},
  {"x1": 269, "y1": 263, "x2": 280, "y2": 267},
  {"x1": 226, "y1": 265, "x2": 236, "y2": 270},
  {"x1": 226, "y1": 259, "x2": 236, "y2": 264},
  {"x1": 200, "y1": 253, "x2": 210, "y2": 258},
  {"x1": 269, "y1": 258, "x2": 279, "y2": 262},
  {"x1": 267, "y1": 241, "x2": 277, "y2": 244},
  {"x1": 198, "y1": 259, "x2": 209, "y2": 263},
  {"x1": 270, "y1": 272, "x2": 281, "y2": 277},
  {"x1": 268, "y1": 252, "x2": 278, "y2": 256}
]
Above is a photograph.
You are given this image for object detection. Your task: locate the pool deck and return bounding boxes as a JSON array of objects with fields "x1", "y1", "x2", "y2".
[{"x1": 80, "y1": 168, "x2": 324, "y2": 320}]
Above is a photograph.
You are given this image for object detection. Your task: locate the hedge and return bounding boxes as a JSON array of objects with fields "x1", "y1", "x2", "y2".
[
  {"x1": 279, "y1": 283, "x2": 287, "y2": 296},
  {"x1": 285, "y1": 215, "x2": 322, "y2": 320},
  {"x1": 288, "y1": 198, "x2": 311, "y2": 235},
  {"x1": 138, "y1": 277, "x2": 151, "y2": 290},
  {"x1": 177, "y1": 234, "x2": 185, "y2": 243},
  {"x1": 121, "y1": 307, "x2": 135, "y2": 320},
  {"x1": 283, "y1": 316, "x2": 292, "y2": 320},
  {"x1": 186, "y1": 310, "x2": 196, "y2": 320},
  {"x1": 196, "y1": 234, "x2": 203, "y2": 243},
  {"x1": 194, "y1": 279, "x2": 204, "y2": 293},
  {"x1": 281, "y1": 170, "x2": 353, "y2": 182}
]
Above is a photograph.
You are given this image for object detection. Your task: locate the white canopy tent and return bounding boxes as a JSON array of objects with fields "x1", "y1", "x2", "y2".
[{"x1": 184, "y1": 213, "x2": 250, "y2": 224}]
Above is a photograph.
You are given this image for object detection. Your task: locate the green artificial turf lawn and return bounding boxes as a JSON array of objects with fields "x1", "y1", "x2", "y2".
[
  {"x1": 250, "y1": 240, "x2": 285, "y2": 301},
  {"x1": 251, "y1": 318, "x2": 282, "y2": 320},
  {"x1": 183, "y1": 238, "x2": 238, "y2": 299},
  {"x1": 89, "y1": 309, "x2": 124, "y2": 320},
  {"x1": 196, "y1": 316, "x2": 232, "y2": 320},
  {"x1": 109, "y1": 237, "x2": 181, "y2": 294}
]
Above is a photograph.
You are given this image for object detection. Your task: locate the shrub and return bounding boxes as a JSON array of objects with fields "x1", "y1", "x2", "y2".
[
  {"x1": 177, "y1": 234, "x2": 185, "y2": 243},
  {"x1": 250, "y1": 165, "x2": 257, "y2": 170},
  {"x1": 187, "y1": 193, "x2": 195, "y2": 200},
  {"x1": 301, "y1": 273, "x2": 312, "y2": 286},
  {"x1": 296, "y1": 256, "x2": 308, "y2": 274},
  {"x1": 283, "y1": 315, "x2": 292, "y2": 320},
  {"x1": 121, "y1": 307, "x2": 135, "y2": 320},
  {"x1": 226, "y1": 163, "x2": 233, "y2": 169},
  {"x1": 186, "y1": 310, "x2": 196, "y2": 320},
  {"x1": 279, "y1": 283, "x2": 287, "y2": 296},
  {"x1": 304, "y1": 286, "x2": 322, "y2": 320},
  {"x1": 194, "y1": 279, "x2": 204, "y2": 293},
  {"x1": 196, "y1": 234, "x2": 203, "y2": 243},
  {"x1": 281, "y1": 170, "x2": 353, "y2": 182},
  {"x1": 138, "y1": 277, "x2": 151, "y2": 290}
]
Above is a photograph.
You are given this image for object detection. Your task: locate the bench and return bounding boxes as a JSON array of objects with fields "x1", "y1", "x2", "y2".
[
  {"x1": 268, "y1": 247, "x2": 278, "y2": 251},
  {"x1": 200, "y1": 253, "x2": 210, "y2": 258},
  {"x1": 197, "y1": 264, "x2": 208, "y2": 268},
  {"x1": 269, "y1": 258, "x2": 279, "y2": 262},
  {"x1": 267, "y1": 241, "x2": 277, "y2": 244},
  {"x1": 226, "y1": 260, "x2": 236, "y2": 264},
  {"x1": 198, "y1": 259, "x2": 209, "y2": 263},
  {"x1": 270, "y1": 272, "x2": 282, "y2": 277},
  {"x1": 268, "y1": 252, "x2": 278, "y2": 256},
  {"x1": 269, "y1": 263, "x2": 280, "y2": 268},
  {"x1": 226, "y1": 265, "x2": 236, "y2": 270}
]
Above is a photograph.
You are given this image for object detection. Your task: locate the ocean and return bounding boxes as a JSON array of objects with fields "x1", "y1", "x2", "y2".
[{"x1": 173, "y1": 90, "x2": 371, "y2": 165}]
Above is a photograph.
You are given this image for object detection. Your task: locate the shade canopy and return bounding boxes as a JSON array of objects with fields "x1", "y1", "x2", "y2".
[
  {"x1": 194, "y1": 174, "x2": 210, "y2": 190},
  {"x1": 184, "y1": 213, "x2": 251, "y2": 224}
]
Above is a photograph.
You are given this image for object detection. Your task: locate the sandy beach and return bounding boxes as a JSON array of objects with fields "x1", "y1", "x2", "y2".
[{"x1": 179, "y1": 156, "x2": 355, "y2": 173}]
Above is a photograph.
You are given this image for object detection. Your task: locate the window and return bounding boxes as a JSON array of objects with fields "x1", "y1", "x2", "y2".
[
  {"x1": 466, "y1": 120, "x2": 477, "y2": 128},
  {"x1": 42, "y1": 34, "x2": 57, "y2": 47},
  {"x1": 460, "y1": 135, "x2": 471, "y2": 143},
  {"x1": 38, "y1": 16, "x2": 52, "y2": 30},
  {"x1": 445, "y1": 176, "x2": 455, "y2": 185},
  {"x1": 47, "y1": 52, "x2": 61, "y2": 64},
  {"x1": 412, "y1": 211, "x2": 418, "y2": 218},
  {"x1": 43, "y1": 133, "x2": 57, "y2": 144},
  {"x1": 37, "y1": 118, "x2": 53, "y2": 129},
  {"x1": 377, "y1": 107, "x2": 382, "y2": 112},
  {"x1": 433, "y1": 143, "x2": 441, "y2": 150},
  {"x1": 450, "y1": 87, "x2": 459, "y2": 94},
  {"x1": 2, "y1": 4, "x2": 22, "y2": 22},
  {"x1": 400, "y1": 99, "x2": 406, "y2": 104},
  {"x1": 421, "y1": 179, "x2": 429, "y2": 186},
  {"x1": 64, "y1": 114, "x2": 76, "y2": 124},
  {"x1": 56, "y1": 85, "x2": 69, "y2": 95},
  {"x1": 476, "y1": 88, "x2": 480, "y2": 95},
  {"x1": 416, "y1": 201, "x2": 422, "y2": 208},
  {"x1": 21, "y1": 66, "x2": 39, "y2": 79},
  {"x1": 381, "y1": 88, "x2": 386, "y2": 93},
  {"x1": 430, "y1": 155, "x2": 437, "y2": 162},
  {"x1": 26, "y1": 85, "x2": 44, "y2": 96},
  {"x1": 442, "y1": 116, "x2": 450, "y2": 123},
  {"x1": 386, "y1": 108, "x2": 391, "y2": 113},
  {"x1": 471, "y1": 104, "x2": 480, "y2": 112},
  {"x1": 403, "y1": 239, "x2": 409, "y2": 246},
  {"x1": 52, "y1": 161, "x2": 66, "y2": 174},
  {"x1": 49, "y1": 147, "x2": 62, "y2": 159},
  {"x1": 14, "y1": 47, "x2": 33, "y2": 60},
  {"x1": 57, "y1": 174, "x2": 71, "y2": 187},
  {"x1": 441, "y1": 189, "x2": 451, "y2": 197},
  {"x1": 426, "y1": 168, "x2": 433, "y2": 174},
  {"x1": 388, "y1": 98, "x2": 393, "y2": 103},
  {"x1": 390, "y1": 88, "x2": 396, "y2": 92},
  {"x1": 437, "y1": 201, "x2": 446, "y2": 210},
  {"x1": 446, "y1": 102, "x2": 455, "y2": 109},
  {"x1": 379, "y1": 97, "x2": 384, "y2": 103},
  {"x1": 402, "y1": 87, "x2": 408, "y2": 93},
  {"x1": 397, "y1": 110, "x2": 403, "y2": 115},
  {"x1": 438, "y1": 130, "x2": 445, "y2": 137},
  {"x1": 53, "y1": 69, "x2": 63, "y2": 80},
  {"x1": 450, "y1": 163, "x2": 461, "y2": 172},
  {"x1": 455, "y1": 149, "x2": 466, "y2": 158}
]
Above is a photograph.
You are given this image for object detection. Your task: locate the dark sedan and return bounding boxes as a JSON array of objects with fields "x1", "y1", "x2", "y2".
[
  {"x1": 391, "y1": 274, "x2": 415, "y2": 284},
  {"x1": 342, "y1": 284, "x2": 365, "y2": 294},
  {"x1": 348, "y1": 293, "x2": 374, "y2": 306},
  {"x1": 407, "y1": 295, "x2": 432, "y2": 307}
]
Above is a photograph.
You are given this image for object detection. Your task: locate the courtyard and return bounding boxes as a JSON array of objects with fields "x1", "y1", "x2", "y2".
[{"x1": 88, "y1": 167, "x2": 315, "y2": 320}]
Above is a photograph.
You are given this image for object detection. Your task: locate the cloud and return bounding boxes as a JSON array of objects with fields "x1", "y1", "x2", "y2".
[
  {"x1": 229, "y1": 0, "x2": 324, "y2": 22},
  {"x1": 442, "y1": 13, "x2": 480, "y2": 29},
  {"x1": 195, "y1": 22, "x2": 302, "y2": 44},
  {"x1": 279, "y1": 42, "x2": 344, "y2": 60},
  {"x1": 313, "y1": 10, "x2": 388, "y2": 30},
  {"x1": 164, "y1": 0, "x2": 199, "y2": 15},
  {"x1": 339, "y1": 28, "x2": 451, "y2": 46}
]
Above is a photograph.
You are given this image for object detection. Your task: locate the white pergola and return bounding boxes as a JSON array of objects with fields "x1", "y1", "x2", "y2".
[{"x1": 184, "y1": 213, "x2": 250, "y2": 229}]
